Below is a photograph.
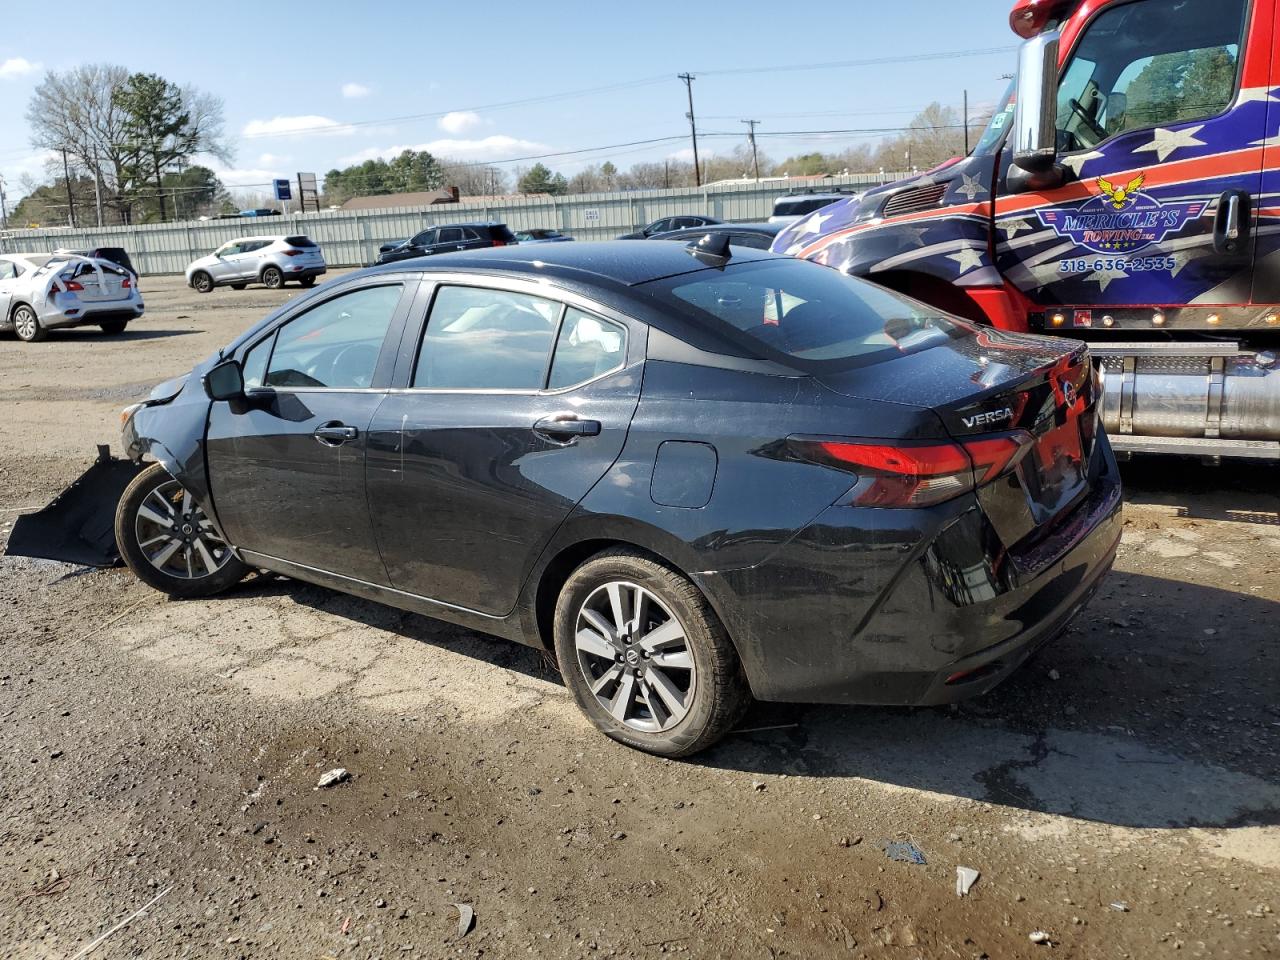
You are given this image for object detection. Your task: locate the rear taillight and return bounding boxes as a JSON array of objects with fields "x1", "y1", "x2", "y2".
[
  {"x1": 790, "y1": 432, "x2": 1033, "y2": 508},
  {"x1": 121, "y1": 277, "x2": 132, "y2": 288},
  {"x1": 62, "y1": 280, "x2": 85, "y2": 292},
  {"x1": 490, "y1": 239, "x2": 507, "y2": 247},
  {"x1": 282, "y1": 249, "x2": 302, "y2": 256}
]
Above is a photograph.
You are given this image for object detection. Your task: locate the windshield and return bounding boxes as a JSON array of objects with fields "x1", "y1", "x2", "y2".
[
  {"x1": 972, "y1": 79, "x2": 1016, "y2": 156},
  {"x1": 773, "y1": 197, "x2": 841, "y2": 217},
  {"x1": 643, "y1": 259, "x2": 969, "y2": 370}
]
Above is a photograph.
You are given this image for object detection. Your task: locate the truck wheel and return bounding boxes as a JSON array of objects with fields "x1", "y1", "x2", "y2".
[
  {"x1": 262, "y1": 266, "x2": 283, "y2": 289},
  {"x1": 12, "y1": 305, "x2": 46, "y2": 342},
  {"x1": 99, "y1": 320, "x2": 128, "y2": 335},
  {"x1": 191, "y1": 271, "x2": 214, "y2": 294},
  {"x1": 115, "y1": 463, "x2": 248, "y2": 599},
  {"x1": 553, "y1": 548, "x2": 751, "y2": 757}
]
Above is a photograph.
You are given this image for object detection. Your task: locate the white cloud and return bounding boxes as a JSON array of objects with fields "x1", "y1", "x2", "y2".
[
  {"x1": 0, "y1": 149, "x2": 57, "y2": 185},
  {"x1": 666, "y1": 147, "x2": 696, "y2": 162},
  {"x1": 338, "y1": 135, "x2": 549, "y2": 166},
  {"x1": 209, "y1": 166, "x2": 285, "y2": 187},
  {"x1": 257, "y1": 152, "x2": 292, "y2": 167},
  {"x1": 437, "y1": 111, "x2": 482, "y2": 135},
  {"x1": 242, "y1": 115, "x2": 356, "y2": 138},
  {"x1": 341, "y1": 82, "x2": 371, "y2": 99},
  {"x1": 0, "y1": 57, "x2": 40, "y2": 79}
]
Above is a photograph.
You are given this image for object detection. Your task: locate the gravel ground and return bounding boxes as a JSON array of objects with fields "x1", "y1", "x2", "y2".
[{"x1": 1, "y1": 272, "x2": 1278, "y2": 959}]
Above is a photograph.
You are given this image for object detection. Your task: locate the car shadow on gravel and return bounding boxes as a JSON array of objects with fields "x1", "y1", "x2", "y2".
[
  {"x1": 1120, "y1": 457, "x2": 1280, "y2": 525},
  {"x1": 46, "y1": 328, "x2": 203, "y2": 342},
  {"x1": 696, "y1": 570, "x2": 1280, "y2": 831}
]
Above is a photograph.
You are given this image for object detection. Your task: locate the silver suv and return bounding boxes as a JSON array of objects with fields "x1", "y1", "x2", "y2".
[{"x1": 185, "y1": 235, "x2": 326, "y2": 293}]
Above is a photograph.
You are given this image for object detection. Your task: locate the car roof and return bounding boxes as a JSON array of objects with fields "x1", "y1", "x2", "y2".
[
  {"x1": 227, "y1": 235, "x2": 284, "y2": 243},
  {"x1": 361, "y1": 239, "x2": 783, "y2": 286}
]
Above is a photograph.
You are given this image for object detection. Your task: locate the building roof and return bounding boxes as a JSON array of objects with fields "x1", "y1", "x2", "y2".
[{"x1": 339, "y1": 190, "x2": 459, "y2": 211}]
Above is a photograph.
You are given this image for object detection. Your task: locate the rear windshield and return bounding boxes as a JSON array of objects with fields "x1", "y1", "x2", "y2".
[
  {"x1": 773, "y1": 197, "x2": 841, "y2": 217},
  {"x1": 489, "y1": 224, "x2": 517, "y2": 242},
  {"x1": 643, "y1": 259, "x2": 968, "y2": 370},
  {"x1": 284, "y1": 235, "x2": 317, "y2": 247}
]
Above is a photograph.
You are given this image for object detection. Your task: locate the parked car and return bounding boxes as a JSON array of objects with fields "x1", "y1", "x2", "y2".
[
  {"x1": 653, "y1": 221, "x2": 784, "y2": 250},
  {"x1": 0, "y1": 253, "x2": 144, "y2": 342},
  {"x1": 617, "y1": 215, "x2": 721, "y2": 239},
  {"x1": 375, "y1": 222, "x2": 517, "y2": 265},
  {"x1": 114, "y1": 240, "x2": 1121, "y2": 757},
  {"x1": 514, "y1": 229, "x2": 574, "y2": 243},
  {"x1": 768, "y1": 191, "x2": 859, "y2": 225},
  {"x1": 56, "y1": 246, "x2": 137, "y2": 277},
  {"x1": 185, "y1": 236, "x2": 326, "y2": 293}
]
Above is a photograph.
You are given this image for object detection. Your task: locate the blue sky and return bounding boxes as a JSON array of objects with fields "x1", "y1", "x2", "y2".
[{"x1": 0, "y1": 0, "x2": 1018, "y2": 200}]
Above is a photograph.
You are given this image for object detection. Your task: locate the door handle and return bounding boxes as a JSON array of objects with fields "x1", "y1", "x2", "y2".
[
  {"x1": 1213, "y1": 189, "x2": 1251, "y2": 254},
  {"x1": 314, "y1": 422, "x2": 358, "y2": 446},
  {"x1": 533, "y1": 417, "x2": 602, "y2": 442}
]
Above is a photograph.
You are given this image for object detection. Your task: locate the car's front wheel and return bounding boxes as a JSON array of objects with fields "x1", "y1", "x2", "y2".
[
  {"x1": 12, "y1": 305, "x2": 46, "y2": 342},
  {"x1": 553, "y1": 549, "x2": 750, "y2": 757},
  {"x1": 261, "y1": 266, "x2": 283, "y2": 289},
  {"x1": 115, "y1": 463, "x2": 248, "y2": 598},
  {"x1": 191, "y1": 271, "x2": 214, "y2": 294}
]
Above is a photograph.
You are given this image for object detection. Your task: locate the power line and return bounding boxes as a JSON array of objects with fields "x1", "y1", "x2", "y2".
[{"x1": 692, "y1": 45, "x2": 1016, "y2": 77}]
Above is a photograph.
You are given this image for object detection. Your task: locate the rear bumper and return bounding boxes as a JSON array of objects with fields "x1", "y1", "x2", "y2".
[
  {"x1": 281, "y1": 264, "x2": 326, "y2": 279},
  {"x1": 699, "y1": 444, "x2": 1123, "y2": 705},
  {"x1": 42, "y1": 301, "x2": 145, "y2": 329}
]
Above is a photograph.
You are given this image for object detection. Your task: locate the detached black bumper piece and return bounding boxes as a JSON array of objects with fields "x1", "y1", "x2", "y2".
[{"x1": 5, "y1": 446, "x2": 145, "y2": 567}]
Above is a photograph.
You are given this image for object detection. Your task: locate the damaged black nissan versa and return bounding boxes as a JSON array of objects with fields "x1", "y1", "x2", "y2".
[{"x1": 70, "y1": 241, "x2": 1123, "y2": 755}]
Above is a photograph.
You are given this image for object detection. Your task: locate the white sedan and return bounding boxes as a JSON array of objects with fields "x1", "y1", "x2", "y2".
[{"x1": 0, "y1": 253, "x2": 145, "y2": 342}]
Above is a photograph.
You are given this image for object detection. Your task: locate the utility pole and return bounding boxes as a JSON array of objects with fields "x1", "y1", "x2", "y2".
[
  {"x1": 91, "y1": 150, "x2": 103, "y2": 227},
  {"x1": 963, "y1": 90, "x2": 970, "y2": 155},
  {"x1": 741, "y1": 119, "x2": 761, "y2": 181},
  {"x1": 678, "y1": 73, "x2": 701, "y2": 187},
  {"x1": 0, "y1": 174, "x2": 9, "y2": 231},
  {"x1": 61, "y1": 148, "x2": 77, "y2": 228}
]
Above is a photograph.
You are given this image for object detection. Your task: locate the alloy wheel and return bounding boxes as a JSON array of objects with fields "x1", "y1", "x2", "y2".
[
  {"x1": 574, "y1": 581, "x2": 696, "y2": 733},
  {"x1": 133, "y1": 478, "x2": 233, "y2": 580},
  {"x1": 13, "y1": 307, "x2": 38, "y2": 341}
]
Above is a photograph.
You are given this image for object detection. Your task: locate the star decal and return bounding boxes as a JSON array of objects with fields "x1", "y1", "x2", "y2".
[
  {"x1": 1236, "y1": 86, "x2": 1280, "y2": 106},
  {"x1": 999, "y1": 218, "x2": 1032, "y2": 239},
  {"x1": 898, "y1": 225, "x2": 929, "y2": 247},
  {"x1": 1060, "y1": 150, "x2": 1105, "y2": 175},
  {"x1": 797, "y1": 212, "x2": 834, "y2": 236},
  {"x1": 947, "y1": 247, "x2": 985, "y2": 274},
  {"x1": 1132, "y1": 125, "x2": 1206, "y2": 162},
  {"x1": 1084, "y1": 267, "x2": 1128, "y2": 292},
  {"x1": 955, "y1": 173, "x2": 987, "y2": 201},
  {"x1": 1249, "y1": 128, "x2": 1279, "y2": 148}
]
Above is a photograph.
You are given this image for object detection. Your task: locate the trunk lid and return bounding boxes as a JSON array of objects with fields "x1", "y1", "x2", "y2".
[{"x1": 814, "y1": 328, "x2": 1098, "y2": 547}]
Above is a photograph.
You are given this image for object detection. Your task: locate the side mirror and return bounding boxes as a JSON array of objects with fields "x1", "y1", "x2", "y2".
[
  {"x1": 203, "y1": 358, "x2": 245, "y2": 401},
  {"x1": 1009, "y1": 30, "x2": 1063, "y2": 185}
]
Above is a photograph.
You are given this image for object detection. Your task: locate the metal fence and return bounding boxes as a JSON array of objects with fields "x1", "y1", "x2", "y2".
[{"x1": 0, "y1": 173, "x2": 908, "y2": 275}]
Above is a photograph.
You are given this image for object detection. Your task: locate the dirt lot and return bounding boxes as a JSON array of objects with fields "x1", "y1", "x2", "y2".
[{"x1": 1, "y1": 272, "x2": 1278, "y2": 959}]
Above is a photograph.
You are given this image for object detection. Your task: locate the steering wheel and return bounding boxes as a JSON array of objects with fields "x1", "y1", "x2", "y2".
[
  {"x1": 1067, "y1": 98, "x2": 1106, "y2": 146},
  {"x1": 329, "y1": 343, "x2": 379, "y2": 388}
]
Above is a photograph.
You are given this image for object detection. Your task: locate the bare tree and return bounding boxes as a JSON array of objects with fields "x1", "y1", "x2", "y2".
[{"x1": 438, "y1": 158, "x2": 508, "y2": 197}]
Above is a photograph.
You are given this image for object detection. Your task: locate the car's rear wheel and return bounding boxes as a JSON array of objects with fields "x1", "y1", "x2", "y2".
[
  {"x1": 12, "y1": 305, "x2": 45, "y2": 342},
  {"x1": 553, "y1": 549, "x2": 750, "y2": 757},
  {"x1": 298, "y1": 276, "x2": 316, "y2": 288},
  {"x1": 230, "y1": 283, "x2": 247, "y2": 290},
  {"x1": 262, "y1": 266, "x2": 283, "y2": 289},
  {"x1": 115, "y1": 463, "x2": 248, "y2": 599},
  {"x1": 99, "y1": 320, "x2": 128, "y2": 335},
  {"x1": 191, "y1": 271, "x2": 214, "y2": 294}
]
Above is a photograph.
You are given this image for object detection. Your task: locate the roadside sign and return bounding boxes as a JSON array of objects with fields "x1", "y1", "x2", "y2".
[
  {"x1": 273, "y1": 179, "x2": 293, "y2": 202},
  {"x1": 583, "y1": 209, "x2": 600, "y2": 222}
]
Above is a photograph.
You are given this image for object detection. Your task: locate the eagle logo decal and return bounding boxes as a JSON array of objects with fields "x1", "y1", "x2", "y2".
[{"x1": 1096, "y1": 173, "x2": 1145, "y2": 210}]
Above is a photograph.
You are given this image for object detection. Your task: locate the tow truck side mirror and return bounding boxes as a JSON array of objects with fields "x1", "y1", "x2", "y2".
[
  {"x1": 203, "y1": 358, "x2": 245, "y2": 402},
  {"x1": 1008, "y1": 30, "x2": 1065, "y2": 193}
]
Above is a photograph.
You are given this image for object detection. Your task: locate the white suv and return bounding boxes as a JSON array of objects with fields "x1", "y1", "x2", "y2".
[{"x1": 185, "y1": 235, "x2": 326, "y2": 293}]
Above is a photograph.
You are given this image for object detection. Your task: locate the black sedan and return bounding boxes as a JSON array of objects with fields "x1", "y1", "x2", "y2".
[
  {"x1": 113, "y1": 241, "x2": 1121, "y2": 756},
  {"x1": 617, "y1": 214, "x2": 721, "y2": 240},
  {"x1": 375, "y1": 222, "x2": 517, "y2": 264}
]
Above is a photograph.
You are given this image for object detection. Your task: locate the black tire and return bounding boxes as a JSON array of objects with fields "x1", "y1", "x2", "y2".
[
  {"x1": 553, "y1": 548, "x2": 751, "y2": 757},
  {"x1": 230, "y1": 282, "x2": 247, "y2": 290},
  {"x1": 12, "y1": 304, "x2": 46, "y2": 342},
  {"x1": 298, "y1": 276, "x2": 316, "y2": 288},
  {"x1": 261, "y1": 266, "x2": 283, "y2": 289},
  {"x1": 115, "y1": 463, "x2": 249, "y2": 599},
  {"x1": 99, "y1": 320, "x2": 128, "y2": 335},
  {"x1": 191, "y1": 271, "x2": 214, "y2": 294}
]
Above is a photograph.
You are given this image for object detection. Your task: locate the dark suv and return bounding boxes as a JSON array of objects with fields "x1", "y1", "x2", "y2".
[{"x1": 375, "y1": 222, "x2": 517, "y2": 265}]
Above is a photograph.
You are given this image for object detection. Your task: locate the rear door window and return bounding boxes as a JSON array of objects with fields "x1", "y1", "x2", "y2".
[
  {"x1": 413, "y1": 286, "x2": 559, "y2": 390},
  {"x1": 547, "y1": 308, "x2": 627, "y2": 389},
  {"x1": 0, "y1": 261, "x2": 16, "y2": 281},
  {"x1": 263, "y1": 284, "x2": 402, "y2": 389},
  {"x1": 438, "y1": 227, "x2": 464, "y2": 244}
]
